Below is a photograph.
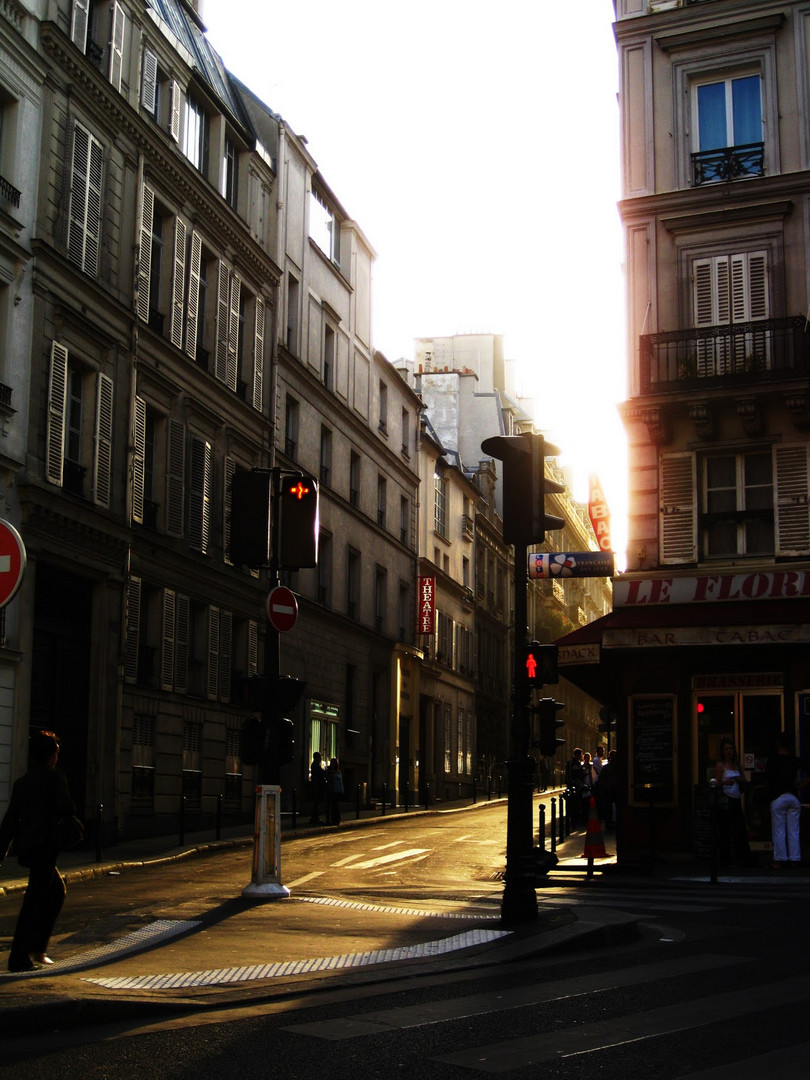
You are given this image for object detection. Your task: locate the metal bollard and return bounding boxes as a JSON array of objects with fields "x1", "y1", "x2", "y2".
[
  {"x1": 404, "y1": 781, "x2": 410, "y2": 811},
  {"x1": 216, "y1": 793, "x2": 223, "y2": 841},
  {"x1": 179, "y1": 794, "x2": 186, "y2": 846},
  {"x1": 291, "y1": 788, "x2": 297, "y2": 829},
  {"x1": 550, "y1": 797, "x2": 557, "y2": 853},
  {"x1": 539, "y1": 803, "x2": 546, "y2": 852},
  {"x1": 488, "y1": 774, "x2": 492, "y2": 801},
  {"x1": 356, "y1": 783, "x2": 361, "y2": 820},
  {"x1": 559, "y1": 792, "x2": 566, "y2": 844},
  {"x1": 425, "y1": 781, "x2": 430, "y2": 811},
  {"x1": 382, "y1": 783, "x2": 387, "y2": 815},
  {"x1": 95, "y1": 803, "x2": 103, "y2": 863}
]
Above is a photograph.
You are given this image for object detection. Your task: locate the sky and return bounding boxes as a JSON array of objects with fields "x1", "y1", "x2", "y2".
[{"x1": 201, "y1": 0, "x2": 628, "y2": 560}]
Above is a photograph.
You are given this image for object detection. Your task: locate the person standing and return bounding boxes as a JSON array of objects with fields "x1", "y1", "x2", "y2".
[
  {"x1": 326, "y1": 757, "x2": 344, "y2": 826},
  {"x1": 565, "y1": 748, "x2": 585, "y2": 827},
  {"x1": 714, "y1": 739, "x2": 753, "y2": 866},
  {"x1": 0, "y1": 730, "x2": 79, "y2": 972},
  {"x1": 309, "y1": 751, "x2": 327, "y2": 824},
  {"x1": 766, "y1": 735, "x2": 810, "y2": 869}
]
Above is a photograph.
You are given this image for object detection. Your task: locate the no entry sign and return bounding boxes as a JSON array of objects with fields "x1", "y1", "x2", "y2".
[
  {"x1": 266, "y1": 586, "x2": 298, "y2": 633},
  {"x1": 0, "y1": 519, "x2": 25, "y2": 608}
]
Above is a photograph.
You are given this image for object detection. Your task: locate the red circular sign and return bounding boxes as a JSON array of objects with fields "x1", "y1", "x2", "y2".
[
  {"x1": 266, "y1": 586, "x2": 298, "y2": 633},
  {"x1": 0, "y1": 519, "x2": 25, "y2": 608}
]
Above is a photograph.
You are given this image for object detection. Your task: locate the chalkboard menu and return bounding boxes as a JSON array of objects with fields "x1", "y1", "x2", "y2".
[{"x1": 630, "y1": 694, "x2": 676, "y2": 806}]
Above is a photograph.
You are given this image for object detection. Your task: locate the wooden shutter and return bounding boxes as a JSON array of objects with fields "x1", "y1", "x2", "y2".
[
  {"x1": 92, "y1": 372, "x2": 113, "y2": 507},
  {"x1": 207, "y1": 606, "x2": 220, "y2": 701},
  {"x1": 248, "y1": 620, "x2": 258, "y2": 677},
  {"x1": 659, "y1": 452, "x2": 697, "y2": 564},
  {"x1": 184, "y1": 230, "x2": 202, "y2": 359},
  {"x1": 215, "y1": 261, "x2": 229, "y2": 383},
  {"x1": 161, "y1": 589, "x2": 176, "y2": 692},
  {"x1": 218, "y1": 609, "x2": 233, "y2": 701},
  {"x1": 70, "y1": 0, "x2": 90, "y2": 51},
  {"x1": 69, "y1": 124, "x2": 102, "y2": 275},
  {"x1": 169, "y1": 217, "x2": 186, "y2": 349},
  {"x1": 174, "y1": 593, "x2": 190, "y2": 695},
  {"x1": 141, "y1": 48, "x2": 158, "y2": 112},
  {"x1": 223, "y1": 456, "x2": 235, "y2": 565},
  {"x1": 188, "y1": 437, "x2": 212, "y2": 553},
  {"x1": 108, "y1": 2, "x2": 125, "y2": 91},
  {"x1": 131, "y1": 395, "x2": 146, "y2": 525},
  {"x1": 226, "y1": 275, "x2": 241, "y2": 392},
  {"x1": 136, "y1": 183, "x2": 153, "y2": 322},
  {"x1": 165, "y1": 419, "x2": 185, "y2": 537},
  {"x1": 46, "y1": 342, "x2": 68, "y2": 487},
  {"x1": 123, "y1": 576, "x2": 141, "y2": 683},
  {"x1": 252, "y1": 296, "x2": 265, "y2": 411},
  {"x1": 775, "y1": 444, "x2": 810, "y2": 556},
  {"x1": 169, "y1": 80, "x2": 183, "y2": 142}
]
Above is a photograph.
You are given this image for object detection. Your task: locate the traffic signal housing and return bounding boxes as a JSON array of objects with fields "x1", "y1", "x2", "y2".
[
  {"x1": 480, "y1": 432, "x2": 565, "y2": 545},
  {"x1": 236, "y1": 675, "x2": 306, "y2": 778},
  {"x1": 524, "y1": 641, "x2": 559, "y2": 688},
  {"x1": 276, "y1": 472, "x2": 319, "y2": 569},
  {"x1": 538, "y1": 697, "x2": 565, "y2": 756},
  {"x1": 228, "y1": 469, "x2": 271, "y2": 567}
]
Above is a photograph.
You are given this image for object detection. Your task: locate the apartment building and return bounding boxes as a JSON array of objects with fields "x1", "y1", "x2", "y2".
[{"x1": 560, "y1": 0, "x2": 810, "y2": 859}]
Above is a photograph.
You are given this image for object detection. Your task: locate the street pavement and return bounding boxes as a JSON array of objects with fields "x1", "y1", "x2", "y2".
[{"x1": 0, "y1": 794, "x2": 772, "y2": 1035}]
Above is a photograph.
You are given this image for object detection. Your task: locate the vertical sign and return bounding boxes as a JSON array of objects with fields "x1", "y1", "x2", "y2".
[
  {"x1": 588, "y1": 474, "x2": 612, "y2": 553},
  {"x1": 418, "y1": 576, "x2": 435, "y2": 635}
]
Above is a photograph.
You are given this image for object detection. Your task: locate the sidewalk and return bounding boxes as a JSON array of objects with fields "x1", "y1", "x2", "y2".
[{"x1": 0, "y1": 794, "x2": 763, "y2": 1035}]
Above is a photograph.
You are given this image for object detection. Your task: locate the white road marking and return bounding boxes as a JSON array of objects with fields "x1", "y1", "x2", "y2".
[
  {"x1": 349, "y1": 848, "x2": 431, "y2": 870},
  {"x1": 285, "y1": 871, "x2": 325, "y2": 887}
]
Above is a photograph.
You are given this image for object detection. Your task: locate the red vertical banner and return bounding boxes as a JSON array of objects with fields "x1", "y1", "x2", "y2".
[
  {"x1": 418, "y1": 576, "x2": 435, "y2": 635},
  {"x1": 588, "y1": 474, "x2": 612, "y2": 552}
]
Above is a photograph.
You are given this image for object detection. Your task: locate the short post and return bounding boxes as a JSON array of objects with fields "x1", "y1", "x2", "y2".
[
  {"x1": 382, "y1": 782, "x2": 387, "y2": 816},
  {"x1": 179, "y1": 794, "x2": 186, "y2": 846},
  {"x1": 404, "y1": 781, "x2": 410, "y2": 811},
  {"x1": 216, "y1": 793, "x2": 223, "y2": 841},
  {"x1": 95, "y1": 803, "x2": 103, "y2": 863},
  {"x1": 424, "y1": 781, "x2": 430, "y2": 810},
  {"x1": 550, "y1": 797, "x2": 557, "y2": 854},
  {"x1": 538, "y1": 802, "x2": 546, "y2": 852},
  {"x1": 488, "y1": 774, "x2": 492, "y2": 801},
  {"x1": 356, "y1": 783, "x2": 362, "y2": 819},
  {"x1": 473, "y1": 781, "x2": 477, "y2": 805},
  {"x1": 559, "y1": 792, "x2": 566, "y2": 844}
]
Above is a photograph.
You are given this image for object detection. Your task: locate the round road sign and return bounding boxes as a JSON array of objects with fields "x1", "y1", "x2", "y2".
[
  {"x1": 0, "y1": 519, "x2": 26, "y2": 608},
  {"x1": 266, "y1": 585, "x2": 298, "y2": 633}
]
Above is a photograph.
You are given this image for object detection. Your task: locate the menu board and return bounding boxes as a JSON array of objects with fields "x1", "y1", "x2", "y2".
[{"x1": 630, "y1": 694, "x2": 676, "y2": 805}]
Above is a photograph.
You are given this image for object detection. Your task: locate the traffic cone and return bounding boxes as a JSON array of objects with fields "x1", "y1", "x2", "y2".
[{"x1": 583, "y1": 796, "x2": 607, "y2": 860}]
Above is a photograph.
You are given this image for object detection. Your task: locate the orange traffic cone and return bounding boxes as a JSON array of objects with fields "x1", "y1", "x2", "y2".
[{"x1": 583, "y1": 796, "x2": 607, "y2": 860}]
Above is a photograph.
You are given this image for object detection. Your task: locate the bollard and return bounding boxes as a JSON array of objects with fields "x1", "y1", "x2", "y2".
[
  {"x1": 292, "y1": 788, "x2": 298, "y2": 829},
  {"x1": 404, "y1": 781, "x2": 410, "y2": 811},
  {"x1": 216, "y1": 793, "x2": 223, "y2": 840},
  {"x1": 382, "y1": 783, "x2": 387, "y2": 816},
  {"x1": 539, "y1": 803, "x2": 546, "y2": 852},
  {"x1": 425, "y1": 781, "x2": 430, "y2": 811},
  {"x1": 550, "y1": 797, "x2": 557, "y2": 854},
  {"x1": 95, "y1": 803, "x2": 103, "y2": 863},
  {"x1": 559, "y1": 792, "x2": 566, "y2": 844},
  {"x1": 356, "y1": 783, "x2": 361, "y2": 820},
  {"x1": 179, "y1": 794, "x2": 186, "y2": 846},
  {"x1": 472, "y1": 781, "x2": 476, "y2": 805},
  {"x1": 488, "y1": 774, "x2": 492, "y2": 801}
]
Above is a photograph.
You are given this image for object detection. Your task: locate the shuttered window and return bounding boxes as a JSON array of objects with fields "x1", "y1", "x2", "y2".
[
  {"x1": 659, "y1": 453, "x2": 698, "y2": 565},
  {"x1": 774, "y1": 444, "x2": 810, "y2": 556},
  {"x1": 67, "y1": 122, "x2": 103, "y2": 276},
  {"x1": 253, "y1": 297, "x2": 265, "y2": 411},
  {"x1": 92, "y1": 372, "x2": 113, "y2": 508},
  {"x1": 188, "y1": 435, "x2": 212, "y2": 553},
  {"x1": 692, "y1": 251, "x2": 769, "y2": 375}
]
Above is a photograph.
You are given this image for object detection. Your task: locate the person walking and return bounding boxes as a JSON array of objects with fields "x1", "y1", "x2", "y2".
[
  {"x1": 326, "y1": 757, "x2": 344, "y2": 826},
  {"x1": 0, "y1": 730, "x2": 80, "y2": 972},
  {"x1": 309, "y1": 751, "x2": 327, "y2": 824},
  {"x1": 766, "y1": 735, "x2": 810, "y2": 869}
]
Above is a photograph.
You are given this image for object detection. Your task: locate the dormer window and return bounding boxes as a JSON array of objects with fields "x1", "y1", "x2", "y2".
[{"x1": 309, "y1": 189, "x2": 341, "y2": 264}]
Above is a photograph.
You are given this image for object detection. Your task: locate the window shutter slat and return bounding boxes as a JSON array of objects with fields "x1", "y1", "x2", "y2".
[
  {"x1": 253, "y1": 296, "x2": 265, "y2": 411},
  {"x1": 170, "y1": 80, "x2": 183, "y2": 142},
  {"x1": 175, "y1": 593, "x2": 190, "y2": 695},
  {"x1": 46, "y1": 342, "x2": 68, "y2": 487},
  {"x1": 659, "y1": 453, "x2": 697, "y2": 564},
  {"x1": 169, "y1": 218, "x2": 187, "y2": 349},
  {"x1": 92, "y1": 372, "x2": 114, "y2": 508},
  {"x1": 775, "y1": 444, "x2": 810, "y2": 556},
  {"x1": 165, "y1": 419, "x2": 186, "y2": 537},
  {"x1": 207, "y1": 606, "x2": 220, "y2": 701},
  {"x1": 185, "y1": 230, "x2": 202, "y2": 359},
  {"x1": 227, "y1": 275, "x2": 241, "y2": 392},
  {"x1": 132, "y1": 396, "x2": 146, "y2": 525},
  {"x1": 109, "y1": 1, "x2": 125, "y2": 91},
  {"x1": 136, "y1": 183, "x2": 154, "y2": 322},
  {"x1": 188, "y1": 437, "x2": 212, "y2": 553},
  {"x1": 223, "y1": 456, "x2": 235, "y2": 565},
  {"x1": 161, "y1": 589, "x2": 176, "y2": 692},
  {"x1": 215, "y1": 261, "x2": 229, "y2": 383},
  {"x1": 141, "y1": 48, "x2": 158, "y2": 112},
  {"x1": 123, "y1": 576, "x2": 141, "y2": 683}
]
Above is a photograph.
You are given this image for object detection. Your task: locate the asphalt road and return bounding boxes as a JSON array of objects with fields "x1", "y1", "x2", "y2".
[{"x1": 3, "y1": 804, "x2": 810, "y2": 1078}]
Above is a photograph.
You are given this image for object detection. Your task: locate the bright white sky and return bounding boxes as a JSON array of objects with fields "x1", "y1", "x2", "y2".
[{"x1": 202, "y1": 0, "x2": 628, "y2": 561}]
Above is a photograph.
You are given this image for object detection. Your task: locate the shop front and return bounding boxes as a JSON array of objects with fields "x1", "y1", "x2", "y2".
[{"x1": 556, "y1": 571, "x2": 810, "y2": 865}]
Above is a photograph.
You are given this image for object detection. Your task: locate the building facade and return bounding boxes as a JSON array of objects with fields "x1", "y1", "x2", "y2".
[{"x1": 560, "y1": 0, "x2": 810, "y2": 860}]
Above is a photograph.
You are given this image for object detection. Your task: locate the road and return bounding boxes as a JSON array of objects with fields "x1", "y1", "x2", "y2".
[{"x1": 3, "y1": 804, "x2": 810, "y2": 1078}]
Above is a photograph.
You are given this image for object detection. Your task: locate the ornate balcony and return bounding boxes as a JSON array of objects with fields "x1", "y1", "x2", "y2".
[
  {"x1": 0, "y1": 175, "x2": 21, "y2": 209},
  {"x1": 639, "y1": 316, "x2": 810, "y2": 394},
  {"x1": 691, "y1": 142, "x2": 764, "y2": 186}
]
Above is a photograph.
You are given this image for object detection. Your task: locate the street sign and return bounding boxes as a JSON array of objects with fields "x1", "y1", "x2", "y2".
[
  {"x1": 0, "y1": 519, "x2": 26, "y2": 608},
  {"x1": 529, "y1": 551, "x2": 614, "y2": 580},
  {"x1": 266, "y1": 585, "x2": 298, "y2": 633}
]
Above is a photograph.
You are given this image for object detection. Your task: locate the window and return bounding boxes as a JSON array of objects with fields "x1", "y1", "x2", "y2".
[
  {"x1": 46, "y1": 342, "x2": 112, "y2": 505},
  {"x1": 136, "y1": 183, "x2": 187, "y2": 347},
  {"x1": 323, "y1": 325, "x2": 335, "y2": 390},
  {"x1": 377, "y1": 475, "x2": 387, "y2": 528},
  {"x1": 285, "y1": 395, "x2": 299, "y2": 459},
  {"x1": 224, "y1": 721, "x2": 242, "y2": 807},
  {"x1": 347, "y1": 548, "x2": 360, "y2": 620},
  {"x1": 131, "y1": 714, "x2": 155, "y2": 807},
  {"x1": 375, "y1": 567, "x2": 387, "y2": 634},
  {"x1": 188, "y1": 435, "x2": 213, "y2": 554},
  {"x1": 400, "y1": 496, "x2": 409, "y2": 545},
  {"x1": 286, "y1": 274, "x2": 300, "y2": 355},
  {"x1": 401, "y1": 408, "x2": 410, "y2": 457},
  {"x1": 182, "y1": 721, "x2": 202, "y2": 807},
  {"x1": 67, "y1": 122, "x2": 103, "y2": 276},
  {"x1": 309, "y1": 189, "x2": 340, "y2": 263},
  {"x1": 349, "y1": 451, "x2": 360, "y2": 506},
  {"x1": 71, "y1": 1, "x2": 125, "y2": 92},
  {"x1": 702, "y1": 451, "x2": 773, "y2": 557},
  {"x1": 693, "y1": 251, "x2": 770, "y2": 375},
  {"x1": 320, "y1": 426, "x2": 332, "y2": 487},
  {"x1": 222, "y1": 136, "x2": 238, "y2": 208},
  {"x1": 379, "y1": 380, "x2": 388, "y2": 433},
  {"x1": 693, "y1": 73, "x2": 763, "y2": 184},
  {"x1": 434, "y1": 470, "x2": 447, "y2": 537},
  {"x1": 183, "y1": 94, "x2": 209, "y2": 174}
]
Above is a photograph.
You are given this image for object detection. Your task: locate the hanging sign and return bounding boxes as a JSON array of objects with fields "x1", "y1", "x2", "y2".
[
  {"x1": 588, "y1": 474, "x2": 612, "y2": 553},
  {"x1": 529, "y1": 552, "x2": 615, "y2": 579},
  {"x1": 418, "y1": 576, "x2": 435, "y2": 635}
]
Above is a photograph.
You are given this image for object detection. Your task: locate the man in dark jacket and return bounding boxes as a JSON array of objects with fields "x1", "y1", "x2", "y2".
[{"x1": 0, "y1": 729, "x2": 78, "y2": 971}]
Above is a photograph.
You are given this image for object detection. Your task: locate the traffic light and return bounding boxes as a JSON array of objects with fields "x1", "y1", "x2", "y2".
[
  {"x1": 276, "y1": 472, "x2": 319, "y2": 569},
  {"x1": 238, "y1": 676, "x2": 306, "y2": 778},
  {"x1": 538, "y1": 697, "x2": 565, "y2": 756},
  {"x1": 524, "y1": 641, "x2": 558, "y2": 688},
  {"x1": 228, "y1": 469, "x2": 271, "y2": 567},
  {"x1": 480, "y1": 432, "x2": 565, "y2": 545}
]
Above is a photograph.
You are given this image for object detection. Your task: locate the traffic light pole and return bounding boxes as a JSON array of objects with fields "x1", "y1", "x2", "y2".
[{"x1": 502, "y1": 538, "x2": 539, "y2": 926}]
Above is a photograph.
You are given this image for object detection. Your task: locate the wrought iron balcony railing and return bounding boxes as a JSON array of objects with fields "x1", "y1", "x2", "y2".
[
  {"x1": 692, "y1": 142, "x2": 764, "y2": 186},
  {"x1": 0, "y1": 175, "x2": 21, "y2": 209},
  {"x1": 639, "y1": 316, "x2": 810, "y2": 394}
]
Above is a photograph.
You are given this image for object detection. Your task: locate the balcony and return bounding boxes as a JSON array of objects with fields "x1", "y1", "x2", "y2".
[
  {"x1": 639, "y1": 316, "x2": 810, "y2": 394},
  {"x1": 0, "y1": 175, "x2": 20, "y2": 209},
  {"x1": 691, "y1": 142, "x2": 764, "y2": 186}
]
